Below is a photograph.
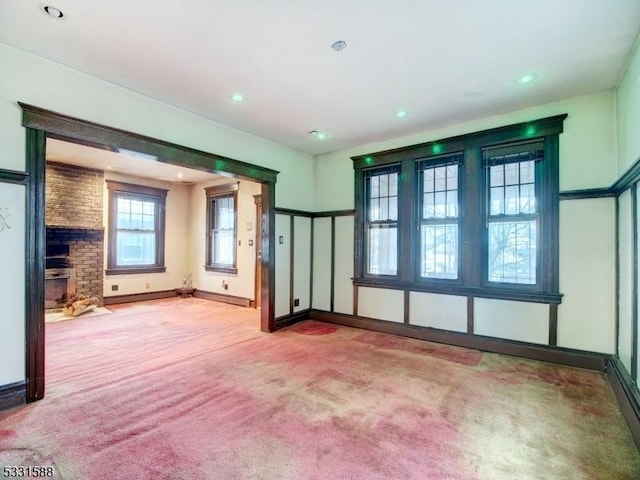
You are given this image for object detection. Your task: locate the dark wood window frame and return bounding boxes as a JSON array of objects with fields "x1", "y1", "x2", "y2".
[
  {"x1": 105, "y1": 180, "x2": 168, "y2": 275},
  {"x1": 352, "y1": 114, "x2": 567, "y2": 304},
  {"x1": 205, "y1": 183, "x2": 239, "y2": 273}
]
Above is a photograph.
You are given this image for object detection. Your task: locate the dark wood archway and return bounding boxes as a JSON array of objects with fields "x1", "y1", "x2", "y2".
[{"x1": 21, "y1": 103, "x2": 278, "y2": 402}]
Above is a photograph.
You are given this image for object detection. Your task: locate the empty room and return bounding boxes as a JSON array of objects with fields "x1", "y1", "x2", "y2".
[{"x1": 1, "y1": 1, "x2": 640, "y2": 479}]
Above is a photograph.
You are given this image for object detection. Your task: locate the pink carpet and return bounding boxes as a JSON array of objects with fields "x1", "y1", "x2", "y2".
[{"x1": 0, "y1": 297, "x2": 638, "y2": 479}]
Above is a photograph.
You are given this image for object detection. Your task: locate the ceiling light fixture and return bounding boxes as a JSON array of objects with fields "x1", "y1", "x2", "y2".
[
  {"x1": 516, "y1": 74, "x2": 536, "y2": 85},
  {"x1": 231, "y1": 93, "x2": 244, "y2": 102},
  {"x1": 42, "y1": 5, "x2": 64, "y2": 18},
  {"x1": 396, "y1": 110, "x2": 408, "y2": 119},
  {"x1": 177, "y1": 172, "x2": 184, "y2": 179},
  {"x1": 331, "y1": 40, "x2": 347, "y2": 52},
  {"x1": 309, "y1": 130, "x2": 327, "y2": 140}
]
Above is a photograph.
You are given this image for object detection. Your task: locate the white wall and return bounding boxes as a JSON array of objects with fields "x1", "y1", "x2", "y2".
[
  {"x1": 617, "y1": 36, "x2": 640, "y2": 177},
  {"x1": 0, "y1": 183, "x2": 25, "y2": 385},
  {"x1": 102, "y1": 172, "x2": 190, "y2": 297},
  {"x1": 358, "y1": 287, "x2": 404, "y2": 323},
  {"x1": 333, "y1": 216, "x2": 354, "y2": 315},
  {"x1": 190, "y1": 179, "x2": 261, "y2": 301},
  {"x1": 558, "y1": 198, "x2": 616, "y2": 354},
  {"x1": 274, "y1": 214, "x2": 291, "y2": 318},
  {"x1": 0, "y1": 42, "x2": 313, "y2": 386},
  {"x1": 314, "y1": 91, "x2": 618, "y2": 350}
]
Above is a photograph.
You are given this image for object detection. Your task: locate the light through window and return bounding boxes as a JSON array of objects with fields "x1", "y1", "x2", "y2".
[{"x1": 365, "y1": 167, "x2": 399, "y2": 276}]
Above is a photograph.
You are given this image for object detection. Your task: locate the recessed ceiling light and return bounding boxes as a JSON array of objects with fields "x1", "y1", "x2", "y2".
[
  {"x1": 516, "y1": 74, "x2": 536, "y2": 85},
  {"x1": 42, "y1": 5, "x2": 64, "y2": 19},
  {"x1": 177, "y1": 172, "x2": 184, "y2": 179},
  {"x1": 106, "y1": 166, "x2": 114, "y2": 170},
  {"x1": 231, "y1": 93, "x2": 244, "y2": 102},
  {"x1": 309, "y1": 130, "x2": 327, "y2": 140},
  {"x1": 331, "y1": 40, "x2": 347, "y2": 52},
  {"x1": 396, "y1": 110, "x2": 408, "y2": 119}
]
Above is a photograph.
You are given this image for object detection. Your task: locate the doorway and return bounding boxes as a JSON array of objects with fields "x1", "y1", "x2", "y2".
[{"x1": 21, "y1": 103, "x2": 277, "y2": 403}]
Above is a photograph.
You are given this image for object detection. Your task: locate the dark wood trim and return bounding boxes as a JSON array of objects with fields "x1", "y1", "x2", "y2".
[
  {"x1": 616, "y1": 197, "x2": 621, "y2": 355},
  {"x1": 309, "y1": 310, "x2": 609, "y2": 371},
  {"x1": 467, "y1": 296, "x2": 474, "y2": 334},
  {"x1": 314, "y1": 209, "x2": 356, "y2": 217},
  {"x1": 106, "y1": 180, "x2": 168, "y2": 197},
  {"x1": 103, "y1": 290, "x2": 177, "y2": 305},
  {"x1": 275, "y1": 207, "x2": 314, "y2": 217},
  {"x1": 542, "y1": 134, "x2": 560, "y2": 294},
  {"x1": 403, "y1": 290, "x2": 410, "y2": 324},
  {"x1": 549, "y1": 303, "x2": 558, "y2": 346},
  {"x1": 204, "y1": 182, "x2": 239, "y2": 196},
  {"x1": 275, "y1": 309, "x2": 311, "y2": 330},
  {"x1": 105, "y1": 266, "x2": 167, "y2": 275},
  {"x1": 192, "y1": 289, "x2": 252, "y2": 308},
  {"x1": 0, "y1": 168, "x2": 28, "y2": 185},
  {"x1": 203, "y1": 266, "x2": 238, "y2": 274},
  {"x1": 632, "y1": 185, "x2": 638, "y2": 382},
  {"x1": 353, "y1": 278, "x2": 562, "y2": 304},
  {"x1": 607, "y1": 356, "x2": 640, "y2": 449},
  {"x1": 352, "y1": 114, "x2": 568, "y2": 168},
  {"x1": 353, "y1": 285, "x2": 359, "y2": 316},
  {"x1": 289, "y1": 215, "x2": 295, "y2": 315},
  {"x1": 559, "y1": 188, "x2": 616, "y2": 200},
  {"x1": 330, "y1": 216, "x2": 336, "y2": 312},
  {"x1": 25, "y1": 127, "x2": 46, "y2": 403},
  {"x1": 20, "y1": 103, "x2": 279, "y2": 184},
  {"x1": 309, "y1": 217, "x2": 314, "y2": 310},
  {"x1": 261, "y1": 182, "x2": 276, "y2": 332},
  {"x1": 0, "y1": 381, "x2": 27, "y2": 412},
  {"x1": 613, "y1": 154, "x2": 640, "y2": 194}
]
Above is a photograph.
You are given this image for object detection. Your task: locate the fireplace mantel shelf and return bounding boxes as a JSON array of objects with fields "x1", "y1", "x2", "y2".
[{"x1": 46, "y1": 225, "x2": 104, "y2": 232}]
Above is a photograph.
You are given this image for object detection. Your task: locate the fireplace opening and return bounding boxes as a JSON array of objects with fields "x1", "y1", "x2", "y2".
[{"x1": 45, "y1": 243, "x2": 76, "y2": 310}]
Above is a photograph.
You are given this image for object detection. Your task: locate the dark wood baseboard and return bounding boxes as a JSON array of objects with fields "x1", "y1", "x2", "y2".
[
  {"x1": 103, "y1": 290, "x2": 177, "y2": 305},
  {"x1": 192, "y1": 289, "x2": 251, "y2": 307},
  {"x1": 607, "y1": 356, "x2": 640, "y2": 449},
  {"x1": 275, "y1": 309, "x2": 311, "y2": 329},
  {"x1": 0, "y1": 381, "x2": 26, "y2": 411},
  {"x1": 309, "y1": 310, "x2": 609, "y2": 371}
]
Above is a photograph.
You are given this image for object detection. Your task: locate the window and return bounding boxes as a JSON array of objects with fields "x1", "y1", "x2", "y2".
[
  {"x1": 365, "y1": 167, "x2": 399, "y2": 276},
  {"x1": 485, "y1": 142, "x2": 542, "y2": 285},
  {"x1": 418, "y1": 155, "x2": 461, "y2": 280},
  {"x1": 353, "y1": 115, "x2": 565, "y2": 303},
  {"x1": 106, "y1": 181, "x2": 167, "y2": 275},
  {"x1": 205, "y1": 183, "x2": 238, "y2": 273}
]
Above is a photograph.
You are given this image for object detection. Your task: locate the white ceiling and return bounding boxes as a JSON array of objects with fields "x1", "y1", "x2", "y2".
[
  {"x1": 46, "y1": 138, "x2": 222, "y2": 184},
  {"x1": 2, "y1": 1, "x2": 640, "y2": 157}
]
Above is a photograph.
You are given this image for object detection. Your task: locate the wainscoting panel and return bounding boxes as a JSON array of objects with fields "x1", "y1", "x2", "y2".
[
  {"x1": 312, "y1": 217, "x2": 331, "y2": 311},
  {"x1": 474, "y1": 298, "x2": 549, "y2": 345},
  {"x1": 275, "y1": 214, "x2": 291, "y2": 318},
  {"x1": 410, "y1": 292, "x2": 467, "y2": 332},
  {"x1": 293, "y1": 216, "x2": 312, "y2": 312},
  {"x1": 619, "y1": 190, "x2": 634, "y2": 373},
  {"x1": 333, "y1": 216, "x2": 354, "y2": 315},
  {"x1": 358, "y1": 287, "x2": 404, "y2": 323}
]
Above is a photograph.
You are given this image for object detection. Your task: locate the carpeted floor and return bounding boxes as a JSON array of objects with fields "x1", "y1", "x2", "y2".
[{"x1": 0, "y1": 297, "x2": 638, "y2": 479}]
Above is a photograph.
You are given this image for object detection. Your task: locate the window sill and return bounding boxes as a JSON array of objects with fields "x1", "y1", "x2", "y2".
[
  {"x1": 353, "y1": 278, "x2": 562, "y2": 304},
  {"x1": 105, "y1": 266, "x2": 166, "y2": 275},
  {"x1": 205, "y1": 265, "x2": 238, "y2": 274}
]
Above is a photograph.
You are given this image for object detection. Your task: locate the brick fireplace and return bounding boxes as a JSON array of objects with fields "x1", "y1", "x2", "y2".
[{"x1": 45, "y1": 162, "x2": 105, "y2": 308}]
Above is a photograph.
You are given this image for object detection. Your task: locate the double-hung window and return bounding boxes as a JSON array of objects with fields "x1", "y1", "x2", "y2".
[
  {"x1": 418, "y1": 154, "x2": 461, "y2": 280},
  {"x1": 205, "y1": 183, "x2": 238, "y2": 273},
  {"x1": 485, "y1": 142, "x2": 542, "y2": 285},
  {"x1": 106, "y1": 181, "x2": 167, "y2": 275},
  {"x1": 364, "y1": 166, "x2": 399, "y2": 276},
  {"x1": 353, "y1": 115, "x2": 565, "y2": 303}
]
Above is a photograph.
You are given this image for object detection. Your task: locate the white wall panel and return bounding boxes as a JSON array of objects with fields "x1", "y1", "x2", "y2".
[
  {"x1": 558, "y1": 198, "x2": 616, "y2": 353},
  {"x1": 358, "y1": 287, "x2": 404, "y2": 323},
  {"x1": 293, "y1": 216, "x2": 311, "y2": 312},
  {"x1": 333, "y1": 216, "x2": 354, "y2": 315},
  {"x1": 275, "y1": 214, "x2": 290, "y2": 318},
  {"x1": 474, "y1": 299, "x2": 548, "y2": 345},
  {"x1": 0, "y1": 183, "x2": 25, "y2": 384},
  {"x1": 618, "y1": 190, "x2": 634, "y2": 372},
  {"x1": 409, "y1": 292, "x2": 466, "y2": 332},
  {"x1": 312, "y1": 217, "x2": 331, "y2": 311}
]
